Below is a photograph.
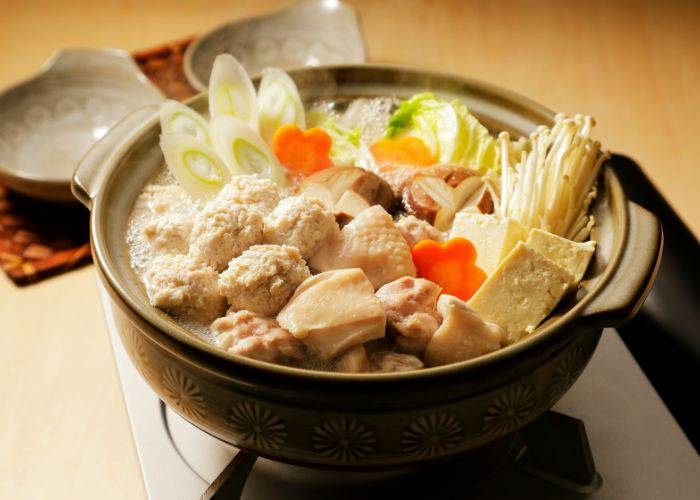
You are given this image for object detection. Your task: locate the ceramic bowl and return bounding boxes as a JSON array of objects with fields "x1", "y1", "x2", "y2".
[
  {"x1": 0, "y1": 48, "x2": 164, "y2": 202},
  {"x1": 184, "y1": 0, "x2": 366, "y2": 91},
  {"x1": 72, "y1": 65, "x2": 662, "y2": 469}
]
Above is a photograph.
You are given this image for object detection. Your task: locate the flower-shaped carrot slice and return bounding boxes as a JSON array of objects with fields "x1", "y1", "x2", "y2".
[
  {"x1": 273, "y1": 124, "x2": 334, "y2": 176},
  {"x1": 370, "y1": 136, "x2": 435, "y2": 167},
  {"x1": 411, "y1": 238, "x2": 487, "y2": 301}
]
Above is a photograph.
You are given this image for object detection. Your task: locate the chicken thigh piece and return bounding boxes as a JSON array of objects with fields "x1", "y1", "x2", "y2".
[
  {"x1": 212, "y1": 310, "x2": 304, "y2": 364},
  {"x1": 376, "y1": 277, "x2": 442, "y2": 355},
  {"x1": 395, "y1": 215, "x2": 445, "y2": 249},
  {"x1": 424, "y1": 295, "x2": 505, "y2": 366},
  {"x1": 309, "y1": 206, "x2": 416, "y2": 289},
  {"x1": 369, "y1": 351, "x2": 424, "y2": 373},
  {"x1": 334, "y1": 345, "x2": 370, "y2": 373}
]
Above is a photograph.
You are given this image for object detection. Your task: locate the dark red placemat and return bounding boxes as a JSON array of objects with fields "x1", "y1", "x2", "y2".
[
  {"x1": 133, "y1": 37, "x2": 198, "y2": 101},
  {"x1": 0, "y1": 37, "x2": 197, "y2": 285}
]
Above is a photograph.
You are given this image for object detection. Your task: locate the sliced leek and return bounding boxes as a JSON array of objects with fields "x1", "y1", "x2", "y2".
[
  {"x1": 159, "y1": 100, "x2": 211, "y2": 145},
  {"x1": 160, "y1": 133, "x2": 231, "y2": 198},
  {"x1": 208, "y1": 54, "x2": 258, "y2": 130},
  {"x1": 257, "y1": 68, "x2": 305, "y2": 144},
  {"x1": 210, "y1": 116, "x2": 287, "y2": 186}
]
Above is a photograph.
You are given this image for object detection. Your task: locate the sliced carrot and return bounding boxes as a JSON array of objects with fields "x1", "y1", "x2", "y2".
[
  {"x1": 273, "y1": 124, "x2": 334, "y2": 176},
  {"x1": 411, "y1": 238, "x2": 487, "y2": 301},
  {"x1": 370, "y1": 136, "x2": 435, "y2": 168}
]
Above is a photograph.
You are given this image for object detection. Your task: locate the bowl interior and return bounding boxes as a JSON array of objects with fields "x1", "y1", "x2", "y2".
[
  {"x1": 183, "y1": 0, "x2": 366, "y2": 90},
  {"x1": 0, "y1": 48, "x2": 163, "y2": 201},
  {"x1": 93, "y1": 65, "x2": 624, "y2": 382}
]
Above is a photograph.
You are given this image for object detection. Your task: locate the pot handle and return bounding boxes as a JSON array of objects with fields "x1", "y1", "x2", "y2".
[
  {"x1": 71, "y1": 105, "x2": 159, "y2": 209},
  {"x1": 580, "y1": 201, "x2": 663, "y2": 328}
]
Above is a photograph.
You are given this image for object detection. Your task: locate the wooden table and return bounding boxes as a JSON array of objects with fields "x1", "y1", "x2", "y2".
[{"x1": 1, "y1": 1, "x2": 698, "y2": 498}]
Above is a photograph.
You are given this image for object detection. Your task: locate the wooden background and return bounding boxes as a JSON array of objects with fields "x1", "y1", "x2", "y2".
[{"x1": 1, "y1": 1, "x2": 698, "y2": 498}]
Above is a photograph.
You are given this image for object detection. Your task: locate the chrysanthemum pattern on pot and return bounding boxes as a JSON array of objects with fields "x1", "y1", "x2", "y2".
[
  {"x1": 482, "y1": 384, "x2": 535, "y2": 438},
  {"x1": 228, "y1": 401, "x2": 287, "y2": 450},
  {"x1": 111, "y1": 294, "x2": 602, "y2": 465},
  {"x1": 311, "y1": 417, "x2": 376, "y2": 462},
  {"x1": 160, "y1": 366, "x2": 207, "y2": 422},
  {"x1": 123, "y1": 324, "x2": 157, "y2": 385},
  {"x1": 401, "y1": 413, "x2": 464, "y2": 457},
  {"x1": 548, "y1": 348, "x2": 588, "y2": 404}
]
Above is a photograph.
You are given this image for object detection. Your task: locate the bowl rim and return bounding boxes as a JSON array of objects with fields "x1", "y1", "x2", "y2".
[{"x1": 90, "y1": 63, "x2": 629, "y2": 383}]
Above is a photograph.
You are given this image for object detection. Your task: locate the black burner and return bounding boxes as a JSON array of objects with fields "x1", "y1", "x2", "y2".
[{"x1": 199, "y1": 410, "x2": 602, "y2": 500}]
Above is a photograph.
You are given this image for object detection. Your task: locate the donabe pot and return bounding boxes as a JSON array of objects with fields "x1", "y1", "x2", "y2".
[{"x1": 73, "y1": 65, "x2": 661, "y2": 468}]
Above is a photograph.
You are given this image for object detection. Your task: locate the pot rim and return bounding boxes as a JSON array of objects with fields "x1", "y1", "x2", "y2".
[{"x1": 89, "y1": 63, "x2": 632, "y2": 384}]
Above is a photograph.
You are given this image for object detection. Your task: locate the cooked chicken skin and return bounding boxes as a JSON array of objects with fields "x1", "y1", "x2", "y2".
[
  {"x1": 424, "y1": 295, "x2": 505, "y2": 366},
  {"x1": 218, "y1": 245, "x2": 310, "y2": 317},
  {"x1": 143, "y1": 212, "x2": 193, "y2": 254},
  {"x1": 188, "y1": 195, "x2": 264, "y2": 272},
  {"x1": 263, "y1": 195, "x2": 339, "y2": 259},
  {"x1": 395, "y1": 215, "x2": 445, "y2": 249},
  {"x1": 310, "y1": 206, "x2": 417, "y2": 289},
  {"x1": 369, "y1": 351, "x2": 424, "y2": 373},
  {"x1": 144, "y1": 254, "x2": 226, "y2": 323},
  {"x1": 376, "y1": 277, "x2": 442, "y2": 355},
  {"x1": 215, "y1": 175, "x2": 281, "y2": 215},
  {"x1": 212, "y1": 310, "x2": 304, "y2": 364}
]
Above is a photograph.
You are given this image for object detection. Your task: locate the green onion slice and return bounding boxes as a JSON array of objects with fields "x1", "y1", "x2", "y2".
[
  {"x1": 210, "y1": 116, "x2": 287, "y2": 186},
  {"x1": 159, "y1": 100, "x2": 211, "y2": 145},
  {"x1": 257, "y1": 68, "x2": 305, "y2": 144},
  {"x1": 208, "y1": 54, "x2": 258, "y2": 131},
  {"x1": 160, "y1": 133, "x2": 231, "y2": 198}
]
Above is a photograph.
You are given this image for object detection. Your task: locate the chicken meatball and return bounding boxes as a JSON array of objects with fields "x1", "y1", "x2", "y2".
[
  {"x1": 143, "y1": 212, "x2": 193, "y2": 254},
  {"x1": 144, "y1": 254, "x2": 226, "y2": 323},
  {"x1": 376, "y1": 276, "x2": 442, "y2": 355},
  {"x1": 140, "y1": 183, "x2": 193, "y2": 214},
  {"x1": 395, "y1": 215, "x2": 445, "y2": 248},
  {"x1": 218, "y1": 245, "x2": 311, "y2": 316},
  {"x1": 215, "y1": 175, "x2": 281, "y2": 216},
  {"x1": 212, "y1": 310, "x2": 304, "y2": 364},
  {"x1": 263, "y1": 195, "x2": 339, "y2": 259},
  {"x1": 188, "y1": 196, "x2": 263, "y2": 271},
  {"x1": 369, "y1": 351, "x2": 424, "y2": 373}
]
